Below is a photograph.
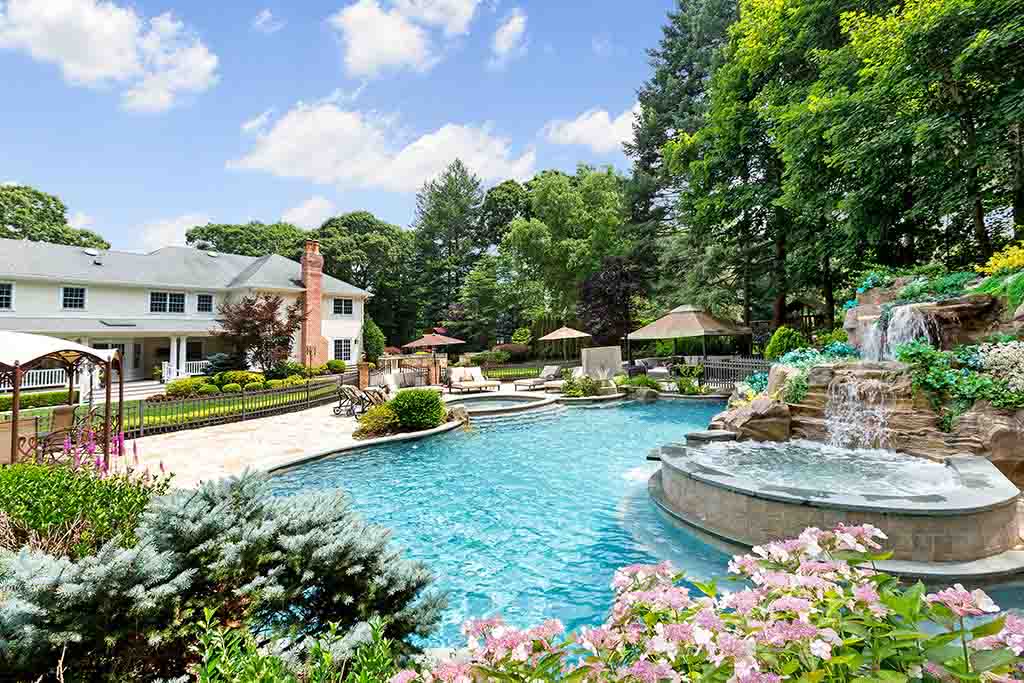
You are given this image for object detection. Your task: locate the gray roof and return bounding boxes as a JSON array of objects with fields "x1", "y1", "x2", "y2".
[
  {"x1": 0, "y1": 238, "x2": 369, "y2": 297},
  {"x1": 0, "y1": 317, "x2": 224, "y2": 334}
]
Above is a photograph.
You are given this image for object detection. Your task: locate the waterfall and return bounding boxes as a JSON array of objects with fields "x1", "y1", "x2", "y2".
[
  {"x1": 861, "y1": 305, "x2": 939, "y2": 361},
  {"x1": 825, "y1": 378, "x2": 893, "y2": 449}
]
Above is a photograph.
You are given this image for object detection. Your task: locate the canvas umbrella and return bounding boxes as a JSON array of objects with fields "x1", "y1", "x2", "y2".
[
  {"x1": 402, "y1": 333, "x2": 467, "y2": 357},
  {"x1": 627, "y1": 305, "x2": 752, "y2": 357},
  {"x1": 538, "y1": 326, "x2": 592, "y2": 361}
]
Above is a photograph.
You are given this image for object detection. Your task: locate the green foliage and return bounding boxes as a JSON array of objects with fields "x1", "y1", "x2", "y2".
[
  {"x1": 493, "y1": 343, "x2": 530, "y2": 362},
  {"x1": 897, "y1": 271, "x2": 977, "y2": 301},
  {"x1": 362, "y1": 318, "x2": 386, "y2": 364},
  {"x1": 0, "y1": 462, "x2": 170, "y2": 558},
  {"x1": 268, "y1": 360, "x2": 307, "y2": 380},
  {"x1": 627, "y1": 374, "x2": 663, "y2": 390},
  {"x1": 220, "y1": 370, "x2": 265, "y2": 387},
  {"x1": 243, "y1": 381, "x2": 266, "y2": 392},
  {"x1": 206, "y1": 352, "x2": 246, "y2": 375},
  {"x1": 764, "y1": 326, "x2": 809, "y2": 361},
  {"x1": 198, "y1": 384, "x2": 221, "y2": 396},
  {"x1": 283, "y1": 375, "x2": 308, "y2": 387},
  {"x1": 0, "y1": 184, "x2": 110, "y2": 248},
  {"x1": 815, "y1": 327, "x2": 848, "y2": 346},
  {"x1": 675, "y1": 377, "x2": 707, "y2": 395},
  {"x1": 0, "y1": 472, "x2": 444, "y2": 679},
  {"x1": 783, "y1": 372, "x2": 809, "y2": 404},
  {"x1": 222, "y1": 383, "x2": 242, "y2": 393},
  {"x1": 267, "y1": 379, "x2": 284, "y2": 389},
  {"x1": 388, "y1": 389, "x2": 445, "y2": 431},
  {"x1": 353, "y1": 405, "x2": 401, "y2": 439},
  {"x1": 562, "y1": 375, "x2": 603, "y2": 398},
  {"x1": 747, "y1": 371, "x2": 769, "y2": 394},
  {"x1": 214, "y1": 293, "x2": 306, "y2": 372},
  {"x1": 0, "y1": 389, "x2": 78, "y2": 412},
  {"x1": 469, "y1": 350, "x2": 511, "y2": 365},
  {"x1": 326, "y1": 360, "x2": 347, "y2": 374},
  {"x1": 166, "y1": 376, "x2": 209, "y2": 398},
  {"x1": 511, "y1": 327, "x2": 533, "y2": 346},
  {"x1": 186, "y1": 220, "x2": 305, "y2": 256}
]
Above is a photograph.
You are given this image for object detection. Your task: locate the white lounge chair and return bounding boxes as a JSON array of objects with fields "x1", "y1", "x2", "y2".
[
  {"x1": 449, "y1": 366, "x2": 500, "y2": 393},
  {"x1": 513, "y1": 365, "x2": 561, "y2": 391}
]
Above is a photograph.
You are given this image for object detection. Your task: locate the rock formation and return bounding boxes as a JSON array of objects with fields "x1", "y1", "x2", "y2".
[{"x1": 709, "y1": 397, "x2": 791, "y2": 442}]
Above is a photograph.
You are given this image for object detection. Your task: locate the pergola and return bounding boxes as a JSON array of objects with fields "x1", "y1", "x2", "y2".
[
  {"x1": 0, "y1": 332, "x2": 124, "y2": 464},
  {"x1": 627, "y1": 305, "x2": 753, "y2": 357}
]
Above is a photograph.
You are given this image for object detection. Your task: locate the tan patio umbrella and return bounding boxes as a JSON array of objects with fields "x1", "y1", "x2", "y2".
[
  {"x1": 627, "y1": 305, "x2": 752, "y2": 357},
  {"x1": 539, "y1": 326, "x2": 591, "y2": 361},
  {"x1": 402, "y1": 333, "x2": 467, "y2": 350}
]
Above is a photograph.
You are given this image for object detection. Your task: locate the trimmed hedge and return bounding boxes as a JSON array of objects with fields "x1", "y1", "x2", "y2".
[
  {"x1": 764, "y1": 326, "x2": 810, "y2": 361},
  {"x1": 222, "y1": 383, "x2": 242, "y2": 393},
  {"x1": 197, "y1": 384, "x2": 221, "y2": 396},
  {"x1": 0, "y1": 390, "x2": 79, "y2": 412},
  {"x1": 243, "y1": 381, "x2": 266, "y2": 392},
  {"x1": 353, "y1": 404, "x2": 400, "y2": 439},
  {"x1": 166, "y1": 377, "x2": 209, "y2": 398}
]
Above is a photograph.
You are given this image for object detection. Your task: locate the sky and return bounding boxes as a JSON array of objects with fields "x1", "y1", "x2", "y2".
[{"x1": 0, "y1": 0, "x2": 674, "y2": 252}]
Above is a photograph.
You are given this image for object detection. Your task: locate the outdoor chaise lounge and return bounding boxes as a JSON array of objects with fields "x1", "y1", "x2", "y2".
[
  {"x1": 544, "y1": 366, "x2": 585, "y2": 393},
  {"x1": 513, "y1": 365, "x2": 561, "y2": 391},
  {"x1": 449, "y1": 366, "x2": 500, "y2": 393}
]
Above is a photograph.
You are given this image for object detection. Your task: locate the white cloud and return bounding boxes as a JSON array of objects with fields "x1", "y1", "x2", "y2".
[
  {"x1": 138, "y1": 213, "x2": 211, "y2": 251},
  {"x1": 328, "y1": 0, "x2": 438, "y2": 78},
  {"x1": 252, "y1": 8, "x2": 285, "y2": 34},
  {"x1": 489, "y1": 7, "x2": 526, "y2": 69},
  {"x1": 283, "y1": 196, "x2": 336, "y2": 229},
  {"x1": 228, "y1": 101, "x2": 535, "y2": 193},
  {"x1": 242, "y1": 108, "x2": 274, "y2": 134},
  {"x1": 68, "y1": 211, "x2": 93, "y2": 230},
  {"x1": 592, "y1": 34, "x2": 613, "y2": 57},
  {"x1": 393, "y1": 0, "x2": 481, "y2": 36},
  {"x1": 1, "y1": 180, "x2": 18, "y2": 186},
  {"x1": 543, "y1": 102, "x2": 640, "y2": 154},
  {"x1": 0, "y1": 0, "x2": 218, "y2": 112}
]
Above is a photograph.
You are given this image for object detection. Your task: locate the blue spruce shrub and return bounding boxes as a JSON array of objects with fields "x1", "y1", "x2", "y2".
[{"x1": 0, "y1": 471, "x2": 444, "y2": 679}]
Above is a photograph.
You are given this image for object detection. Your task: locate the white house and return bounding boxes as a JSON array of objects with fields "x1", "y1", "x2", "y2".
[{"x1": 0, "y1": 238, "x2": 369, "y2": 388}]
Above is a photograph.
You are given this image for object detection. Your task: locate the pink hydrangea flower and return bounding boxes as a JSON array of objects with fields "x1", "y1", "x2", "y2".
[
  {"x1": 926, "y1": 584, "x2": 1000, "y2": 617},
  {"x1": 622, "y1": 659, "x2": 682, "y2": 683},
  {"x1": 389, "y1": 672, "x2": 419, "y2": 683},
  {"x1": 723, "y1": 589, "x2": 764, "y2": 615}
]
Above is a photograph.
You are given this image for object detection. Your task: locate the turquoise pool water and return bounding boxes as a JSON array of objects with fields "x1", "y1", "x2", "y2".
[{"x1": 272, "y1": 400, "x2": 731, "y2": 644}]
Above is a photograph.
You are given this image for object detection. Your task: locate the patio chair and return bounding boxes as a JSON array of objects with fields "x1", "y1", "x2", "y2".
[
  {"x1": 36, "y1": 405, "x2": 103, "y2": 458},
  {"x1": 513, "y1": 365, "x2": 561, "y2": 391},
  {"x1": 0, "y1": 417, "x2": 40, "y2": 465},
  {"x1": 449, "y1": 367, "x2": 500, "y2": 393},
  {"x1": 364, "y1": 386, "x2": 389, "y2": 406},
  {"x1": 544, "y1": 366, "x2": 585, "y2": 393},
  {"x1": 334, "y1": 385, "x2": 369, "y2": 417}
]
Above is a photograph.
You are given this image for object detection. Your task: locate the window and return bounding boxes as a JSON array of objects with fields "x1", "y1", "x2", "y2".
[
  {"x1": 151, "y1": 291, "x2": 186, "y2": 313},
  {"x1": 0, "y1": 283, "x2": 12, "y2": 310},
  {"x1": 197, "y1": 293, "x2": 214, "y2": 313},
  {"x1": 333, "y1": 298, "x2": 354, "y2": 316},
  {"x1": 333, "y1": 338, "x2": 352, "y2": 362},
  {"x1": 61, "y1": 286, "x2": 86, "y2": 310}
]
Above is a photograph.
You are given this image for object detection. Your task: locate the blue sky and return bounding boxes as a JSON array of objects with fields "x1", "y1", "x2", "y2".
[{"x1": 1, "y1": 0, "x2": 673, "y2": 251}]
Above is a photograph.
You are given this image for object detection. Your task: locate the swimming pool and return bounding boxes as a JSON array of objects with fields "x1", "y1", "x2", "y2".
[{"x1": 272, "y1": 400, "x2": 729, "y2": 644}]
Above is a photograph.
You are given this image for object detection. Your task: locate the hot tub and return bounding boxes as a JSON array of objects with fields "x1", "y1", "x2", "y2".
[
  {"x1": 445, "y1": 393, "x2": 556, "y2": 416},
  {"x1": 652, "y1": 439, "x2": 1020, "y2": 563}
]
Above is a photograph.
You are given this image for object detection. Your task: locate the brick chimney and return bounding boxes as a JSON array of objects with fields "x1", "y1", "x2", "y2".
[{"x1": 300, "y1": 240, "x2": 328, "y2": 365}]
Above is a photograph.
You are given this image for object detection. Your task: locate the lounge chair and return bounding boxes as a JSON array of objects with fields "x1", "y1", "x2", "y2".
[
  {"x1": 513, "y1": 365, "x2": 561, "y2": 391},
  {"x1": 544, "y1": 366, "x2": 585, "y2": 393},
  {"x1": 382, "y1": 373, "x2": 443, "y2": 396},
  {"x1": 449, "y1": 366, "x2": 500, "y2": 393},
  {"x1": 334, "y1": 385, "x2": 368, "y2": 417},
  {"x1": 0, "y1": 417, "x2": 39, "y2": 465}
]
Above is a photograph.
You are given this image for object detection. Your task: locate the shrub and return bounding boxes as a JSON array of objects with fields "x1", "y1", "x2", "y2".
[
  {"x1": 815, "y1": 327, "x2": 848, "y2": 346},
  {"x1": 197, "y1": 384, "x2": 221, "y2": 396},
  {"x1": 511, "y1": 327, "x2": 533, "y2": 346},
  {"x1": 267, "y1": 379, "x2": 284, "y2": 389},
  {"x1": 822, "y1": 341, "x2": 859, "y2": 359},
  {"x1": 267, "y1": 360, "x2": 307, "y2": 380},
  {"x1": 746, "y1": 371, "x2": 769, "y2": 394},
  {"x1": 389, "y1": 389, "x2": 445, "y2": 430},
  {"x1": 978, "y1": 341, "x2": 1024, "y2": 393},
  {"x1": 166, "y1": 376, "x2": 209, "y2": 398},
  {"x1": 283, "y1": 374, "x2": 308, "y2": 387},
  {"x1": 221, "y1": 370, "x2": 265, "y2": 386},
  {"x1": 0, "y1": 389, "x2": 79, "y2": 412},
  {"x1": 493, "y1": 343, "x2": 530, "y2": 362},
  {"x1": 206, "y1": 352, "x2": 246, "y2": 375},
  {"x1": 0, "y1": 461, "x2": 171, "y2": 558},
  {"x1": 764, "y1": 325, "x2": 809, "y2": 360},
  {"x1": 397, "y1": 524, "x2": 1019, "y2": 683},
  {"x1": 326, "y1": 359, "x2": 347, "y2": 374},
  {"x1": 627, "y1": 374, "x2": 662, "y2": 390},
  {"x1": 244, "y1": 381, "x2": 266, "y2": 392},
  {"x1": 363, "y1": 318, "x2": 386, "y2": 364},
  {"x1": 222, "y1": 382, "x2": 242, "y2": 393},
  {"x1": 977, "y1": 239, "x2": 1024, "y2": 275},
  {"x1": 304, "y1": 364, "x2": 328, "y2": 378},
  {"x1": 675, "y1": 377, "x2": 704, "y2": 394},
  {"x1": 783, "y1": 372, "x2": 810, "y2": 403},
  {"x1": 152, "y1": 364, "x2": 163, "y2": 381},
  {"x1": 469, "y1": 350, "x2": 511, "y2": 366},
  {"x1": 353, "y1": 405, "x2": 401, "y2": 439},
  {"x1": 562, "y1": 376, "x2": 602, "y2": 398},
  {"x1": 0, "y1": 472, "x2": 444, "y2": 680}
]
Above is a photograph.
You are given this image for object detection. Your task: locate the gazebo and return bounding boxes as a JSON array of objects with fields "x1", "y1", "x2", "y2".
[
  {"x1": 627, "y1": 305, "x2": 752, "y2": 357},
  {"x1": 0, "y1": 332, "x2": 124, "y2": 465},
  {"x1": 538, "y1": 326, "x2": 592, "y2": 361}
]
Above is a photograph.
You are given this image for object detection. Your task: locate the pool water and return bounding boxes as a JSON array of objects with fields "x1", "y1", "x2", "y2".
[
  {"x1": 273, "y1": 400, "x2": 730, "y2": 644},
  {"x1": 688, "y1": 439, "x2": 960, "y2": 495},
  {"x1": 447, "y1": 396, "x2": 544, "y2": 411}
]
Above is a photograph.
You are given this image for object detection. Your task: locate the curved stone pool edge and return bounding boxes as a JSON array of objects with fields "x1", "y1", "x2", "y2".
[{"x1": 649, "y1": 446, "x2": 1024, "y2": 584}]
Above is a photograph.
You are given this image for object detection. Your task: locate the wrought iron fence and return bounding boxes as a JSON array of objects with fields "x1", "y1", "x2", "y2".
[
  {"x1": 699, "y1": 357, "x2": 771, "y2": 390},
  {"x1": 477, "y1": 361, "x2": 582, "y2": 381}
]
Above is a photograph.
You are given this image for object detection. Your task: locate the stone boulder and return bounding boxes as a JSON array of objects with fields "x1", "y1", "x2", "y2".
[
  {"x1": 952, "y1": 402, "x2": 1024, "y2": 487},
  {"x1": 709, "y1": 397, "x2": 791, "y2": 442},
  {"x1": 766, "y1": 364, "x2": 801, "y2": 398},
  {"x1": 447, "y1": 405, "x2": 470, "y2": 425},
  {"x1": 633, "y1": 387, "x2": 659, "y2": 402},
  {"x1": 1015, "y1": 302, "x2": 1024, "y2": 333}
]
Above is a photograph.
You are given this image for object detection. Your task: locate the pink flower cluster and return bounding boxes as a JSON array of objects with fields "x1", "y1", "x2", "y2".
[{"x1": 394, "y1": 523, "x2": 1019, "y2": 683}]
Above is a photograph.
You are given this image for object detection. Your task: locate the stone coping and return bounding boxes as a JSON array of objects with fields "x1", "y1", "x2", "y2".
[
  {"x1": 268, "y1": 420, "x2": 463, "y2": 474},
  {"x1": 649, "y1": 471, "x2": 1024, "y2": 584},
  {"x1": 656, "y1": 392, "x2": 729, "y2": 402},
  {"x1": 443, "y1": 394, "x2": 559, "y2": 416},
  {"x1": 660, "y1": 446, "x2": 1020, "y2": 516},
  {"x1": 556, "y1": 393, "x2": 627, "y2": 405}
]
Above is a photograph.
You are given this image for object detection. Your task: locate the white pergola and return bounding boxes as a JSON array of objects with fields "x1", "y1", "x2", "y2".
[{"x1": 0, "y1": 332, "x2": 123, "y2": 463}]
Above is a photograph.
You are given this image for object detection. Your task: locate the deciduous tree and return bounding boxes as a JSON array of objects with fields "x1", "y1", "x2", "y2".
[
  {"x1": 0, "y1": 185, "x2": 109, "y2": 248},
  {"x1": 214, "y1": 294, "x2": 306, "y2": 371}
]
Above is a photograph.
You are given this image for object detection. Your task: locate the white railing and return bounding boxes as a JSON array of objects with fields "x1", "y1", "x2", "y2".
[
  {"x1": 186, "y1": 360, "x2": 211, "y2": 376},
  {"x1": 0, "y1": 367, "x2": 74, "y2": 393}
]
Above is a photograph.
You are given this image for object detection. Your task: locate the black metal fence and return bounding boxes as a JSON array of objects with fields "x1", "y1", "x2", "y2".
[
  {"x1": 478, "y1": 361, "x2": 581, "y2": 381},
  {"x1": 699, "y1": 357, "x2": 771, "y2": 390}
]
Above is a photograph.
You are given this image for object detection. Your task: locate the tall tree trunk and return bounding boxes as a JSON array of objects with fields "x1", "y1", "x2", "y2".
[
  {"x1": 772, "y1": 216, "x2": 787, "y2": 329},
  {"x1": 740, "y1": 213, "x2": 752, "y2": 326},
  {"x1": 822, "y1": 248, "x2": 835, "y2": 331},
  {"x1": 1012, "y1": 122, "x2": 1024, "y2": 240},
  {"x1": 963, "y1": 112, "x2": 992, "y2": 257}
]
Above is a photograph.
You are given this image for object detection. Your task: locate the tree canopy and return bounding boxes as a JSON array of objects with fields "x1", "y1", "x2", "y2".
[
  {"x1": 0, "y1": 185, "x2": 110, "y2": 249},
  {"x1": 186, "y1": 221, "x2": 306, "y2": 256}
]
